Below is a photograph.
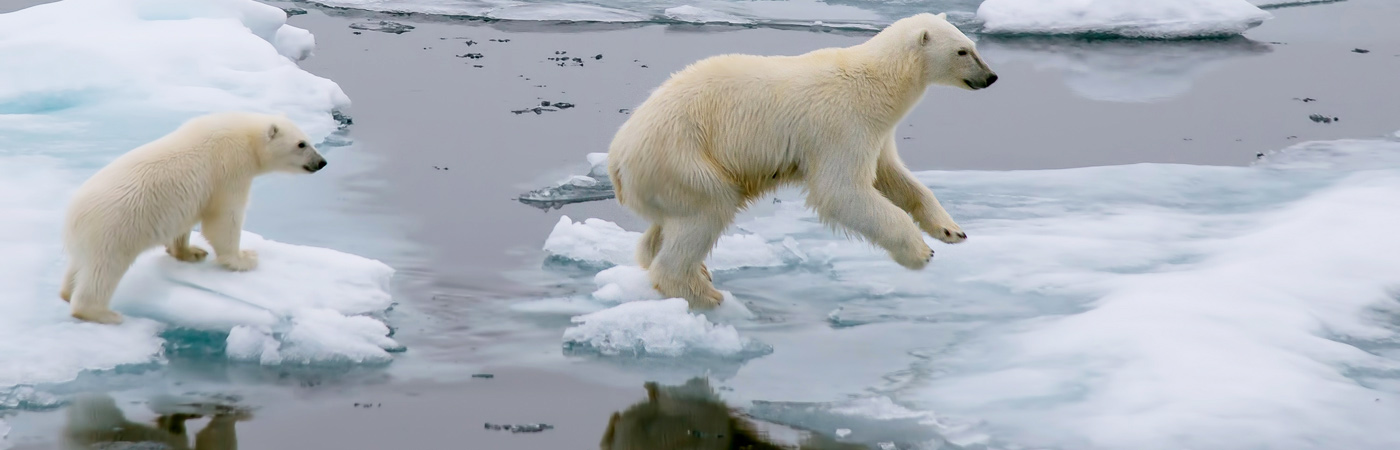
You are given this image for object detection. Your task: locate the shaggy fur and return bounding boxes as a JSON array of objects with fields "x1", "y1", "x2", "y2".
[
  {"x1": 607, "y1": 13, "x2": 998, "y2": 308},
  {"x1": 61, "y1": 112, "x2": 327, "y2": 324}
]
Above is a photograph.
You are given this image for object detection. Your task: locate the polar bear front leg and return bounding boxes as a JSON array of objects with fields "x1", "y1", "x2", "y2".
[
  {"x1": 201, "y1": 190, "x2": 257, "y2": 272},
  {"x1": 165, "y1": 231, "x2": 209, "y2": 263},
  {"x1": 875, "y1": 138, "x2": 966, "y2": 244},
  {"x1": 808, "y1": 153, "x2": 933, "y2": 270}
]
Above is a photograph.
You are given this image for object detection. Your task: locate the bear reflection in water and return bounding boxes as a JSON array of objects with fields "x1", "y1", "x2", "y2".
[
  {"x1": 60, "y1": 393, "x2": 248, "y2": 450},
  {"x1": 601, "y1": 378, "x2": 866, "y2": 450}
]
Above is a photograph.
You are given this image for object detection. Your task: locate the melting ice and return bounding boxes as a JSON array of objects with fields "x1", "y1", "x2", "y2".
[
  {"x1": 304, "y1": 0, "x2": 1321, "y2": 37},
  {"x1": 0, "y1": 0, "x2": 393, "y2": 409},
  {"x1": 530, "y1": 134, "x2": 1400, "y2": 449}
]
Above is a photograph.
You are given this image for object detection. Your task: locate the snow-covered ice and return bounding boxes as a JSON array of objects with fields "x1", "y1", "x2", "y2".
[
  {"x1": 977, "y1": 0, "x2": 1273, "y2": 38},
  {"x1": 0, "y1": 0, "x2": 386, "y2": 407},
  {"x1": 562, "y1": 298, "x2": 769, "y2": 358},
  {"x1": 534, "y1": 135, "x2": 1400, "y2": 449},
  {"x1": 114, "y1": 231, "x2": 400, "y2": 365},
  {"x1": 544, "y1": 216, "x2": 788, "y2": 271}
]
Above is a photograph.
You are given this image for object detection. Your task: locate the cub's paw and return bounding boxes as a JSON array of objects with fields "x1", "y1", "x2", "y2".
[
  {"x1": 892, "y1": 240, "x2": 934, "y2": 270},
  {"x1": 168, "y1": 245, "x2": 209, "y2": 263},
  {"x1": 218, "y1": 250, "x2": 259, "y2": 272}
]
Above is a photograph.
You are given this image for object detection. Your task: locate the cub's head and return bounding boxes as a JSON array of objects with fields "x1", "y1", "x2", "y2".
[
  {"x1": 261, "y1": 115, "x2": 327, "y2": 174},
  {"x1": 893, "y1": 13, "x2": 998, "y2": 91}
]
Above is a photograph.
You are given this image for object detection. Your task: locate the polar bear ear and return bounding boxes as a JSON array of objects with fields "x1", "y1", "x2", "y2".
[
  {"x1": 267, "y1": 123, "x2": 279, "y2": 141},
  {"x1": 936, "y1": 12, "x2": 947, "y2": 19}
]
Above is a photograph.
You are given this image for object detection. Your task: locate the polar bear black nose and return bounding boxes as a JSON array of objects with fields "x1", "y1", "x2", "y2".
[
  {"x1": 304, "y1": 159, "x2": 328, "y2": 173},
  {"x1": 985, "y1": 73, "x2": 998, "y2": 87}
]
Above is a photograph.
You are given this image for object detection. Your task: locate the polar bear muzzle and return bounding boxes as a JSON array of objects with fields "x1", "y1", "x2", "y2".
[{"x1": 303, "y1": 156, "x2": 328, "y2": 173}]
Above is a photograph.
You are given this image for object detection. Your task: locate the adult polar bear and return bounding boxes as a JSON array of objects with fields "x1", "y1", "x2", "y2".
[
  {"x1": 61, "y1": 112, "x2": 329, "y2": 324},
  {"x1": 607, "y1": 13, "x2": 998, "y2": 309}
]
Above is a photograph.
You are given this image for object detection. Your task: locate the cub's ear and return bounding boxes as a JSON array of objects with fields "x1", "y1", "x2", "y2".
[
  {"x1": 267, "y1": 123, "x2": 279, "y2": 140},
  {"x1": 920, "y1": 30, "x2": 930, "y2": 46},
  {"x1": 937, "y1": 12, "x2": 947, "y2": 19}
]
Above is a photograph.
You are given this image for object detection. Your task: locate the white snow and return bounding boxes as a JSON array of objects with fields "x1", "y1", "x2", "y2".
[
  {"x1": 544, "y1": 216, "x2": 788, "y2": 271},
  {"x1": 112, "y1": 231, "x2": 400, "y2": 365},
  {"x1": 562, "y1": 298, "x2": 765, "y2": 357},
  {"x1": 977, "y1": 0, "x2": 1273, "y2": 38},
  {"x1": 0, "y1": 0, "x2": 350, "y2": 144},
  {"x1": 0, "y1": 0, "x2": 378, "y2": 401}
]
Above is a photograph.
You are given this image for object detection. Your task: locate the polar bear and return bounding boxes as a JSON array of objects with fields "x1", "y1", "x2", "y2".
[
  {"x1": 606, "y1": 13, "x2": 997, "y2": 309},
  {"x1": 60, "y1": 112, "x2": 328, "y2": 325}
]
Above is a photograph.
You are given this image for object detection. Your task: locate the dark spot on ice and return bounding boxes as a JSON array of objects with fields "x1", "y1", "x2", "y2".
[
  {"x1": 472, "y1": 373, "x2": 495, "y2": 379},
  {"x1": 1293, "y1": 97, "x2": 1316, "y2": 102},
  {"x1": 618, "y1": 108, "x2": 632, "y2": 114},
  {"x1": 554, "y1": 102, "x2": 574, "y2": 109},
  {"x1": 485, "y1": 423, "x2": 554, "y2": 433},
  {"x1": 1309, "y1": 114, "x2": 1337, "y2": 124},
  {"x1": 1256, "y1": 153, "x2": 1265, "y2": 159},
  {"x1": 1352, "y1": 48, "x2": 1370, "y2": 54},
  {"x1": 464, "y1": 40, "x2": 478, "y2": 46},
  {"x1": 352, "y1": 31, "x2": 361, "y2": 35},
  {"x1": 473, "y1": 65, "x2": 483, "y2": 68},
  {"x1": 281, "y1": 7, "x2": 307, "y2": 16},
  {"x1": 457, "y1": 53, "x2": 483, "y2": 59},
  {"x1": 541, "y1": 101, "x2": 551, "y2": 106},
  {"x1": 594, "y1": 54, "x2": 603, "y2": 60}
]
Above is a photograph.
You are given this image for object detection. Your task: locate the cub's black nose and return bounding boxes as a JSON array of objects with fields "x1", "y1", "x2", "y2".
[{"x1": 985, "y1": 73, "x2": 999, "y2": 87}]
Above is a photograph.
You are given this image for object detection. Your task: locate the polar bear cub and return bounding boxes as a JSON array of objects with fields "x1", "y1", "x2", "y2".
[
  {"x1": 607, "y1": 13, "x2": 998, "y2": 309},
  {"x1": 61, "y1": 112, "x2": 328, "y2": 325}
]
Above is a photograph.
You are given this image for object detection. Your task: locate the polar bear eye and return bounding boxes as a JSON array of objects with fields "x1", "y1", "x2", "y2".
[
  {"x1": 957, "y1": 50, "x2": 968, "y2": 56},
  {"x1": 297, "y1": 141, "x2": 307, "y2": 149}
]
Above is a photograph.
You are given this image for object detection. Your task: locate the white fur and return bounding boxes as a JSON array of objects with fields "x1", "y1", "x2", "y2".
[
  {"x1": 607, "y1": 13, "x2": 998, "y2": 309},
  {"x1": 61, "y1": 112, "x2": 328, "y2": 325}
]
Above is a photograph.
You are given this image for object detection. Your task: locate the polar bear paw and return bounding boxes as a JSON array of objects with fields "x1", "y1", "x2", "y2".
[
  {"x1": 932, "y1": 224, "x2": 967, "y2": 244},
  {"x1": 893, "y1": 240, "x2": 934, "y2": 270},
  {"x1": 72, "y1": 308, "x2": 124, "y2": 325},
  {"x1": 218, "y1": 249, "x2": 259, "y2": 272},
  {"x1": 167, "y1": 245, "x2": 208, "y2": 263}
]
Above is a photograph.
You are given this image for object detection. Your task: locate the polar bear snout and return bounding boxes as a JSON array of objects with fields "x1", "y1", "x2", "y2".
[
  {"x1": 964, "y1": 73, "x2": 998, "y2": 90},
  {"x1": 302, "y1": 157, "x2": 328, "y2": 173}
]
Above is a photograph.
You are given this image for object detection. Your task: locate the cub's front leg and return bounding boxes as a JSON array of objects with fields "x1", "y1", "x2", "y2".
[{"x1": 200, "y1": 189, "x2": 257, "y2": 272}]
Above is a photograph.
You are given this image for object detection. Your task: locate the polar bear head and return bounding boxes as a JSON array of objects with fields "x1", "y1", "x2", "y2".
[
  {"x1": 261, "y1": 115, "x2": 328, "y2": 174},
  {"x1": 884, "y1": 13, "x2": 998, "y2": 91}
]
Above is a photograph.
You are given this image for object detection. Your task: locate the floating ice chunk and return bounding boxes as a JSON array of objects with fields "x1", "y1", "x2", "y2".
[
  {"x1": 0, "y1": 0, "x2": 349, "y2": 145},
  {"x1": 1248, "y1": 0, "x2": 1338, "y2": 7},
  {"x1": 543, "y1": 217, "x2": 636, "y2": 269},
  {"x1": 544, "y1": 216, "x2": 787, "y2": 271},
  {"x1": 108, "y1": 231, "x2": 399, "y2": 365},
  {"x1": 562, "y1": 299, "x2": 768, "y2": 357},
  {"x1": 590, "y1": 266, "x2": 756, "y2": 321},
  {"x1": 518, "y1": 153, "x2": 614, "y2": 210},
  {"x1": 665, "y1": 5, "x2": 753, "y2": 24},
  {"x1": 274, "y1": 26, "x2": 316, "y2": 61},
  {"x1": 979, "y1": 36, "x2": 1270, "y2": 102},
  {"x1": 227, "y1": 309, "x2": 403, "y2": 366},
  {"x1": 976, "y1": 0, "x2": 1272, "y2": 38},
  {"x1": 486, "y1": 3, "x2": 652, "y2": 22},
  {"x1": 113, "y1": 231, "x2": 394, "y2": 329}
]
